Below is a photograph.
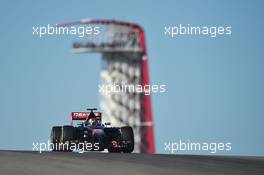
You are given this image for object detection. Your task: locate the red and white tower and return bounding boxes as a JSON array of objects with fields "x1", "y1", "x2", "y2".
[{"x1": 60, "y1": 19, "x2": 155, "y2": 153}]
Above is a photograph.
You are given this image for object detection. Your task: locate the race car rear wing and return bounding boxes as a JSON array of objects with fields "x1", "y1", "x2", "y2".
[{"x1": 70, "y1": 112, "x2": 102, "y2": 125}]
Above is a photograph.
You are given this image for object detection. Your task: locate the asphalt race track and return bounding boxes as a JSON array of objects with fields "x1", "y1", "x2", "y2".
[{"x1": 0, "y1": 151, "x2": 263, "y2": 175}]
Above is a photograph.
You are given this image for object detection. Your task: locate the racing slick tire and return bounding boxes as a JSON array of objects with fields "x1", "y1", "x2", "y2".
[
  {"x1": 50, "y1": 126, "x2": 62, "y2": 151},
  {"x1": 61, "y1": 125, "x2": 76, "y2": 152},
  {"x1": 121, "y1": 126, "x2": 134, "y2": 153},
  {"x1": 108, "y1": 146, "x2": 120, "y2": 153},
  {"x1": 105, "y1": 128, "x2": 121, "y2": 153}
]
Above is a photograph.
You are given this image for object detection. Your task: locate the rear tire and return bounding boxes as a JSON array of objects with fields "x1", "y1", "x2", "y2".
[
  {"x1": 50, "y1": 126, "x2": 62, "y2": 151},
  {"x1": 61, "y1": 125, "x2": 75, "y2": 151},
  {"x1": 105, "y1": 128, "x2": 121, "y2": 153},
  {"x1": 108, "y1": 147, "x2": 120, "y2": 153},
  {"x1": 121, "y1": 126, "x2": 134, "y2": 153}
]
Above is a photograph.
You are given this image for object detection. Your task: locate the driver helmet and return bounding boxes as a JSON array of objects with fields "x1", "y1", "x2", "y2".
[{"x1": 89, "y1": 118, "x2": 97, "y2": 126}]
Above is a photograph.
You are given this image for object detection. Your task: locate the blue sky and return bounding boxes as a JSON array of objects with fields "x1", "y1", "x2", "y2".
[{"x1": 0, "y1": 0, "x2": 264, "y2": 156}]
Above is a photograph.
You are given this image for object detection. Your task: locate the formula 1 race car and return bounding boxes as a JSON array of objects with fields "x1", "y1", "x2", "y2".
[{"x1": 50, "y1": 108, "x2": 134, "y2": 153}]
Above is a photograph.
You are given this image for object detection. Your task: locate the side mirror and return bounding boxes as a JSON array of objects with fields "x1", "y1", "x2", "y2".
[{"x1": 105, "y1": 122, "x2": 111, "y2": 126}]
